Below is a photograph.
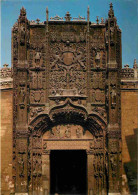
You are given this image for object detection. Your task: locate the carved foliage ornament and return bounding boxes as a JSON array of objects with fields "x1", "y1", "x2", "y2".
[
  {"x1": 30, "y1": 90, "x2": 44, "y2": 104},
  {"x1": 50, "y1": 32, "x2": 86, "y2": 43},
  {"x1": 49, "y1": 42, "x2": 86, "y2": 95}
]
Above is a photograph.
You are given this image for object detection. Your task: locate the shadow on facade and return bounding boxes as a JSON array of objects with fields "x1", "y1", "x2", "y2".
[{"x1": 124, "y1": 128, "x2": 138, "y2": 194}]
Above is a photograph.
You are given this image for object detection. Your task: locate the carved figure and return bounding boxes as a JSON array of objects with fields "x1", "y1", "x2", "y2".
[
  {"x1": 76, "y1": 127, "x2": 82, "y2": 138},
  {"x1": 18, "y1": 154, "x2": 24, "y2": 177},
  {"x1": 12, "y1": 4, "x2": 122, "y2": 193},
  {"x1": 20, "y1": 26, "x2": 25, "y2": 45},
  {"x1": 105, "y1": 87, "x2": 109, "y2": 107},
  {"x1": 65, "y1": 125, "x2": 71, "y2": 138},
  {"x1": 33, "y1": 154, "x2": 42, "y2": 176},
  {"x1": 56, "y1": 126, "x2": 61, "y2": 137},
  {"x1": 35, "y1": 52, "x2": 41, "y2": 65},
  {"x1": 110, "y1": 27, "x2": 114, "y2": 42},
  {"x1": 19, "y1": 87, "x2": 26, "y2": 104},
  {"x1": 111, "y1": 85, "x2": 116, "y2": 108},
  {"x1": 110, "y1": 154, "x2": 117, "y2": 177},
  {"x1": 105, "y1": 31, "x2": 108, "y2": 44},
  {"x1": 43, "y1": 142, "x2": 47, "y2": 150},
  {"x1": 95, "y1": 51, "x2": 100, "y2": 61}
]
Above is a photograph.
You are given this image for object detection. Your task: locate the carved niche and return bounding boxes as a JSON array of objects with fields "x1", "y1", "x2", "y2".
[
  {"x1": 32, "y1": 153, "x2": 42, "y2": 177},
  {"x1": 28, "y1": 48, "x2": 44, "y2": 68},
  {"x1": 91, "y1": 49, "x2": 106, "y2": 69},
  {"x1": 16, "y1": 139, "x2": 28, "y2": 191},
  {"x1": 91, "y1": 72, "x2": 106, "y2": 89},
  {"x1": 20, "y1": 25, "x2": 26, "y2": 46},
  {"x1": 91, "y1": 89, "x2": 105, "y2": 103},
  {"x1": 30, "y1": 71, "x2": 45, "y2": 89},
  {"x1": 90, "y1": 71, "x2": 106, "y2": 104},
  {"x1": 19, "y1": 84, "x2": 26, "y2": 109},
  {"x1": 110, "y1": 85, "x2": 117, "y2": 108}
]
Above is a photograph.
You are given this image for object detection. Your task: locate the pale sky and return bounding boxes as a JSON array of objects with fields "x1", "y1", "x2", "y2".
[{"x1": 1, "y1": 0, "x2": 138, "y2": 67}]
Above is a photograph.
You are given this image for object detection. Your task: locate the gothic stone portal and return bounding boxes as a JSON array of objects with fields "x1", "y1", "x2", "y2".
[
  {"x1": 12, "y1": 5, "x2": 122, "y2": 195},
  {"x1": 34, "y1": 124, "x2": 106, "y2": 195}
]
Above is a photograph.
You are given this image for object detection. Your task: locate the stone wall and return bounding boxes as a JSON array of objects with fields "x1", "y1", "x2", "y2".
[
  {"x1": 121, "y1": 61, "x2": 138, "y2": 194},
  {"x1": 0, "y1": 61, "x2": 138, "y2": 194},
  {"x1": 1, "y1": 89, "x2": 13, "y2": 195},
  {"x1": 121, "y1": 89, "x2": 138, "y2": 194}
]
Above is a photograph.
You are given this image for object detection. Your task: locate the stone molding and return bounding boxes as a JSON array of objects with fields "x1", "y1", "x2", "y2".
[{"x1": 0, "y1": 64, "x2": 13, "y2": 89}]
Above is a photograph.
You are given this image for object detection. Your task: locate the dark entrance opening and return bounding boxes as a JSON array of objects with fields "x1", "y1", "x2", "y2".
[{"x1": 50, "y1": 150, "x2": 87, "y2": 195}]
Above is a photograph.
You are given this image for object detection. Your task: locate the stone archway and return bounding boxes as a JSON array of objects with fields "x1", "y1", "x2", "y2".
[{"x1": 28, "y1": 112, "x2": 107, "y2": 195}]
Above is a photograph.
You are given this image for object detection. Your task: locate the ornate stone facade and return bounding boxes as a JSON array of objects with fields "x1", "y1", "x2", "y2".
[
  {"x1": 10, "y1": 4, "x2": 122, "y2": 195},
  {"x1": 1, "y1": 60, "x2": 137, "y2": 194},
  {"x1": 0, "y1": 3, "x2": 136, "y2": 195}
]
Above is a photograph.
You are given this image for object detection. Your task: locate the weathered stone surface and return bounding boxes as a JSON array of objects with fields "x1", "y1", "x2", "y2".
[
  {"x1": 1, "y1": 89, "x2": 13, "y2": 195},
  {"x1": 1, "y1": 4, "x2": 138, "y2": 195}
]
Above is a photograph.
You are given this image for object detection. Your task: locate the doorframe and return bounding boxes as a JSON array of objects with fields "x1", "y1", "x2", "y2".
[{"x1": 42, "y1": 140, "x2": 95, "y2": 195}]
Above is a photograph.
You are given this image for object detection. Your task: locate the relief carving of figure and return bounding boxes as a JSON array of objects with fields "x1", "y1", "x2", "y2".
[
  {"x1": 56, "y1": 126, "x2": 61, "y2": 138},
  {"x1": 110, "y1": 27, "x2": 114, "y2": 42},
  {"x1": 76, "y1": 127, "x2": 82, "y2": 138},
  {"x1": 35, "y1": 52, "x2": 41, "y2": 66},
  {"x1": 65, "y1": 125, "x2": 71, "y2": 138},
  {"x1": 43, "y1": 142, "x2": 47, "y2": 150},
  {"x1": 18, "y1": 154, "x2": 24, "y2": 177},
  {"x1": 110, "y1": 154, "x2": 117, "y2": 177},
  {"x1": 105, "y1": 87, "x2": 109, "y2": 107},
  {"x1": 33, "y1": 154, "x2": 42, "y2": 176},
  {"x1": 105, "y1": 31, "x2": 108, "y2": 44},
  {"x1": 111, "y1": 85, "x2": 116, "y2": 108},
  {"x1": 95, "y1": 51, "x2": 101, "y2": 66},
  {"x1": 20, "y1": 26, "x2": 25, "y2": 45},
  {"x1": 19, "y1": 87, "x2": 26, "y2": 106}
]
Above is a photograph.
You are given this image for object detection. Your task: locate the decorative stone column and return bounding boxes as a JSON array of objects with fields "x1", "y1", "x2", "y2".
[
  {"x1": 106, "y1": 3, "x2": 122, "y2": 194},
  {"x1": 42, "y1": 143, "x2": 50, "y2": 195},
  {"x1": 87, "y1": 151, "x2": 94, "y2": 195}
]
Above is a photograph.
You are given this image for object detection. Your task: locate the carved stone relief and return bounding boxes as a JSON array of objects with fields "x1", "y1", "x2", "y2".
[
  {"x1": 92, "y1": 107, "x2": 107, "y2": 121},
  {"x1": 49, "y1": 40, "x2": 86, "y2": 96},
  {"x1": 43, "y1": 125, "x2": 87, "y2": 140},
  {"x1": 30, "y1": 90, "x2": 44, "y2": 104},
  {"x1": 50, "y1": 31, "x2": 86, "y2": 43},
  {"x1": 20, "y1": 25, "x2": 26, "y2": 46},
  {"x1": 30, "y1": 71, "x2": 45, "y2": 89},
  {"x1": 32, "y1": 153, "x2": 42, "y2": 176},
  {"x1": 110, "y1": 85, "x2": 116, "y2": 108},
  {"x1": 29, "y1": 107, "x2": 44, "y2": 121},
  {"x1": 12, "y1": 6, "x2": 122, "y2": 194},
  {"x1": 18, "y1": 154, "x2": 25, "y2": 177},
  {"x1": 91, "y1": 89, "x2": 105, "y2": 103},
  {"x1": 19, "y1": 86, "x2": 26, "y2": 109},
  {"x1": 91, "y1": 72, "x2": 105, "y2": 89}
]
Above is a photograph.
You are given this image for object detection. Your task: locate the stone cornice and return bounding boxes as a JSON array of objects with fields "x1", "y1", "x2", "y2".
[{"x1": 0, "y1": 65, "x2": 13, "y2": 89}]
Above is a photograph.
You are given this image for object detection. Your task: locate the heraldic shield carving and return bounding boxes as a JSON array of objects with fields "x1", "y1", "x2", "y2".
[{"x1": 12, "y1": 4, "x2": 122, "y2": 195}]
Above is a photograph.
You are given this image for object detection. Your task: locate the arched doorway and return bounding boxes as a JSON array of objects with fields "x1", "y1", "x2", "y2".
[
  {"x1": 50, "y1": 150, "x2": 87, "y2": 195},
  {"x1": 28, "y1": 111, "x2": 107, "y2": 195}
]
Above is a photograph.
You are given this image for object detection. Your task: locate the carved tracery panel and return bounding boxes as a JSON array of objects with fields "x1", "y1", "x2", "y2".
[{"x1": 49, "y1": 40, "x2": 87, "y2": 96}]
